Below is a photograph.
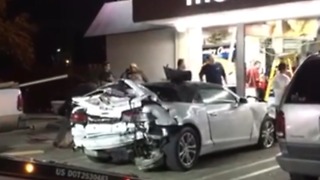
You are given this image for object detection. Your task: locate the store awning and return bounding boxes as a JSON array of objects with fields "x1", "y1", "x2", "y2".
[
  {"x1": 85, "y1": 0, "x2": 162, "y2": 37},
  {"x1": 142, "y1": 1, "x2": 320, "y2": 30}
]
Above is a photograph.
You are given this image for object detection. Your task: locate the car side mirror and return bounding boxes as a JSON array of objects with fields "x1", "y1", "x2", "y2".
[
  {"x1": 231, "y1": 102, "x2": 239, "y2": 108},
  {"x1": 239, "y1": 97, "x2": 248, "y2": 104}
]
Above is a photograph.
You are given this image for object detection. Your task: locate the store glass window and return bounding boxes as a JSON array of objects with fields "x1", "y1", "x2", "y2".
[
  {"x1": 244, "y1": 18, "x2": 320, "y2": 103},
  {"x1": 202, "y1": 26, "x2": 237, "y2": 88}
]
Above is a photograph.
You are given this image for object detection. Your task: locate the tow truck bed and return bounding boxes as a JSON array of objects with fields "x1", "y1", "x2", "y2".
[{"x1": 0, "y1": 156, "x2": 141, "y2": 180}]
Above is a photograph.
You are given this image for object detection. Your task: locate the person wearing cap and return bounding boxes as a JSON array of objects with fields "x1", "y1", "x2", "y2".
[{"x1": 199, "y1": 55, "x2": 227, "y2": 85}]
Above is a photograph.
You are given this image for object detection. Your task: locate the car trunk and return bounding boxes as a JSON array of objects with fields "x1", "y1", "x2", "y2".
[{"x1": 72, "y1": 80, "x2": 156, "y2": 138}]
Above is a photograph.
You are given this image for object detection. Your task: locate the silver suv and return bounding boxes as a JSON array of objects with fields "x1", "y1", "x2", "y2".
[{"x1": 276, "y1": 55, "x2": 320, "y2": 180}]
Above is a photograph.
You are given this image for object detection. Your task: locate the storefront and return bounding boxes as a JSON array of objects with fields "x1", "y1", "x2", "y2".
[
  {"x1": 86, "y1": 0, "x2": 320, "y2": 98},
  {"x1": 131, "y1": 0, "x2": 320, "y2": 97}
]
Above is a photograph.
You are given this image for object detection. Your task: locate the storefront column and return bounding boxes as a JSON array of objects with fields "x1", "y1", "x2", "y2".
[
  {"x1": 235, "y1": 24, "x2": 246, "y2": 97},
  {"x1": 175, "y1": 27, "x2": 203, "y2": 81}
]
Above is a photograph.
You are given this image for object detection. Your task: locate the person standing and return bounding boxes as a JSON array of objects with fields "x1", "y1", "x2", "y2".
[
  {"x1": 177, "y1": 58, "x2": 186, "y2": 71},
  {"x1": 246, "y1": 60, "x2": 261, "y2": 88},
  {"x1": 273, "y1": 62, "x2": 291, "y2": 105},
  {"x1": 99, "y1": 61, "x2": 114, "y2": 84},
  {"x1": 199, "y1": 55, "x2": 227, "y2": 85},
  {"x1": 246, "y1": 60, "x2": 262, "y2": 97},
  {"x1": 121, "y1": 63, "x2": 148, "y2": 83}
]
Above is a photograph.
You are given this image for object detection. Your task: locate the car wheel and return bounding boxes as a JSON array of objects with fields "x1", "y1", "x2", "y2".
[
  {"x1": 84, "y1": 149, "x2": 110, "y2": 163},
  {"x1": 86, "y1": 155, "x2": 110, "y2": 163},
  {"x1": 164, "y1": 127, "x2": 200, "y2": 171},
  {"x1": 257, "y1": 118, "x2": 275, "y2": 149},
  {"x1": 290, "y1": 173, "x2": 318, "y2": 180}
]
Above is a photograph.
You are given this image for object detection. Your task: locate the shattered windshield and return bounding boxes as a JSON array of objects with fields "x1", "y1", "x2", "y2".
[{"x1": 101, "y1": 82, "x2": 132, "y2": 98}]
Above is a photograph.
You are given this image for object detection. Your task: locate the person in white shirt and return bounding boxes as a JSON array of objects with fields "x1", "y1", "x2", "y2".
[{"x1": 273, "y1": 62, "x2": 291, "y2": 105}]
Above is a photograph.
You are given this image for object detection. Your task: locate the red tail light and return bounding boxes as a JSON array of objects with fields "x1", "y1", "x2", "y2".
[
  {"x1": 123, "y1": 177, "x2": 132, "y2": 180},
  {"x1": 121, "y1": 109, "x2": 140, "y2": 122},
  {"x1": 276, "y1": 110, "x2": 286, "y2": 138},
  {"x1": 70, "y1": 111, "x2": 88, "y2": 123},
  {"x1": 17, "y1": 92, "x2": 23, "y2": 111},
  {"x1": 122, "y1": 110, "x2": 139, "y2": 116}
]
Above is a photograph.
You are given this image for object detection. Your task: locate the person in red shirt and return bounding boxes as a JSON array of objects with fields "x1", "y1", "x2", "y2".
[
  {"x1": 246, "y1": 60, "x2": 261, "y2": 88},
  {"x1": 246, "y1": 60, "x2": 266, "y2": 99}
]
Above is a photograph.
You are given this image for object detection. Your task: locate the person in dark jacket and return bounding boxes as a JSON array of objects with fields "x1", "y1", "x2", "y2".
[
  {"x1": 199, "y1": 55, "x2": 227, "y2": 85},
  {"x1": 99, "y1": 61, "x2": 114, "y2": 84}
]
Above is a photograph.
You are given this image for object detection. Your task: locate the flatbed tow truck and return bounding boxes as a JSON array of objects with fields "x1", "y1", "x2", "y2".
[{"x1": 0, "y1": 155, "x2": 141, "y2": 180}]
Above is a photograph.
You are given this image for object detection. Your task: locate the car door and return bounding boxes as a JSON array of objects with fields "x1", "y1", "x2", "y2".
[{"x1": 198, "y1": 86, "x2": 253, "y2": 148}]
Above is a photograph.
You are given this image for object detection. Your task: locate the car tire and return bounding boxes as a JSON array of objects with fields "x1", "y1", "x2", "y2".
[
  {"x1": 290, "y1": 173, "x2": 318, "y2": 180},
  {"x1": 84, "y1": 149, "x2": 110, "y2": 163},
  {"x1": 163, "y1": 127, "x2": 200, "y2": 171},
  {"x1": 257, "y1": 118, "x2": 275, "y2": 149},
  {"x1": 86, "y1": 155, "x2": 109, "y2": 163}
]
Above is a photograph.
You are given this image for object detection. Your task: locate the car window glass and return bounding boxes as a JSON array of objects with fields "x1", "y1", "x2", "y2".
[
  {"x1": 285, "y1": 59, "x2": 320, "y2": 104},
  {"x1": 144, "y1": 85, "x2": 192, "y2": 102},
  {"x1": 198, "y1": 88, "x2": 236, "y2": 104}
]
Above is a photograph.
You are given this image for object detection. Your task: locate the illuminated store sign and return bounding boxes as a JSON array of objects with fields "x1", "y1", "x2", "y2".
[
  {"x1": 133, "y1": 0, "x2": 306, "y2": 22},
  {"x1": 186, "y1": 0, "x2": 226, "y2": 6}
]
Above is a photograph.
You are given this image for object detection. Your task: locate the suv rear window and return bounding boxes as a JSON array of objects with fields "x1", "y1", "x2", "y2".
[
  {"x1": 284, "y1": 59, "x2": 320, "y2": 104},
  {"x1": 144, "y1": 84, "x2": 193, "y2": 103}
]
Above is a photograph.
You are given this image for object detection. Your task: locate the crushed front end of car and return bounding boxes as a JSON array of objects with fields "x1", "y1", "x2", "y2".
[{"x1": 70, "y1": 79, "x2": 181, "y2": 170}]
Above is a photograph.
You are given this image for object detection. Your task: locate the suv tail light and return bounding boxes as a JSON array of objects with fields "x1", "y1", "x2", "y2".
[
  {"x1": 70, "y1": 111, "x2": 88, "y2": 124},
  {"x1": 276, "y1": 110, "x2": 286, "y2": 138},
  {"x1": 17, "y1": 92, "x2": 23, "y2": 111},
  {"x1": 123, "y1": 177, "x2": 132, "y2": 180}
]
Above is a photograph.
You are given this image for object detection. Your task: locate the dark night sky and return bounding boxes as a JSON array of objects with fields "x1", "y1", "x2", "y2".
[{"x1": 11, "y1": 0, "x2": 108, "y2": 65}]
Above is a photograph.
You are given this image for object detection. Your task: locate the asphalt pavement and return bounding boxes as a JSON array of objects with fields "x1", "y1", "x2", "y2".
[{"x1": 0, "y1": 125, "x2": 290, "y2": 180}]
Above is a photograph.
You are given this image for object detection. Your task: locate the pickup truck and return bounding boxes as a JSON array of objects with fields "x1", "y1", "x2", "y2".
[{"x1": 0, "y1": 81, "x2": 23, "y2": 132}]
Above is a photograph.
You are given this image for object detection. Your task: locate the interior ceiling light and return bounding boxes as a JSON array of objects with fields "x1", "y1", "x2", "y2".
[{"x1": 214, "y1": 0, "x2": 226, "y2": 2}]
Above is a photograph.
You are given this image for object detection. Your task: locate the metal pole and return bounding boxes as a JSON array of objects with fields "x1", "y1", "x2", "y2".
[
  {"x1": 19, "y1": 75, "x2": 68, "y2": 88},
  {"x1": 228, "y1": 27, "x2": 237, "y2": 62},
  {"x1": 235, "y1": 24, "x2": 246, "y2": 97}
]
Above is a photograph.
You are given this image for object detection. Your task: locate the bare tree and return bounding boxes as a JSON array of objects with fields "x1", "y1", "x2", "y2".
[{"x1": 0, "y1": 0, "x2": 36, "y2": 67}]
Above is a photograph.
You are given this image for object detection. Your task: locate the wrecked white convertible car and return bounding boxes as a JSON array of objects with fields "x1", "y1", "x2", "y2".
[{"x1": 71, "y1": 70, "x2": 274, "y2": 172}]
